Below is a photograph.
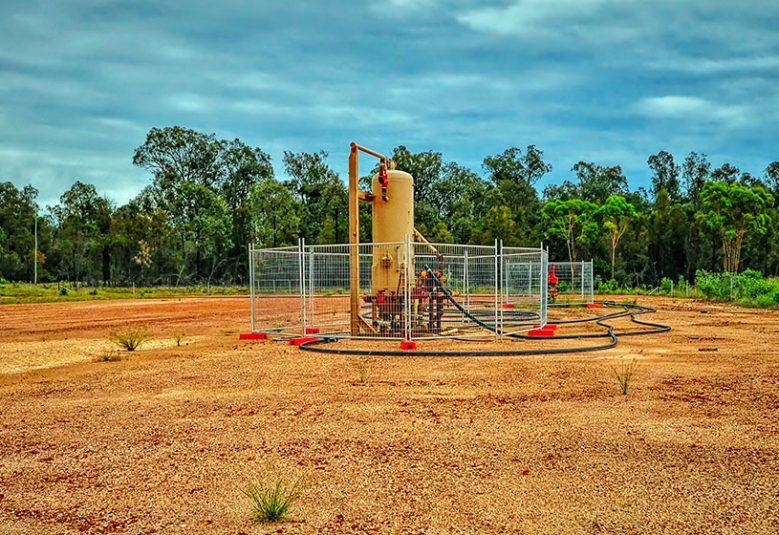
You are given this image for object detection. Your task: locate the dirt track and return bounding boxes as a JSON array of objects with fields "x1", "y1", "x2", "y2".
[{"x1": 0, "y1": 296, "x2": 777, "y2": 534}]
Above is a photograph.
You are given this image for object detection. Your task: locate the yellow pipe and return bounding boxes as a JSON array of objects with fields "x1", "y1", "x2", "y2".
[{"x1": 348, "y1": 142, "x2": 389, "y2": 336}]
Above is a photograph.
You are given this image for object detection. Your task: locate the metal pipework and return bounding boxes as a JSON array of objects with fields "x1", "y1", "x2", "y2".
[{"x1": 348, "y1": 142, "x2": 389, "y2": 336}]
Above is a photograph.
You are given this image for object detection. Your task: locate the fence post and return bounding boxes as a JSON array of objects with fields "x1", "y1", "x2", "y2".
[
  {"x1": 405, "y1": 234, "x2": 412, "y2": 341},
  {"x1": 299, "y1": 238, "x2": 307, "y2": 335},
  {"x1": 463, "y1": 249, "x2": 469, "y2": 319},
  {"x1": 249, "y1": 245, "x2": 256, "y2": 332},
  {"x1": 494, "y1": 239, "x2": 500, "y2": 341},
  {"x1": 540, "y1": 246, "x2": 548, "y2": 326},
  {"x1": 308, "y1": 246, "x2": 315, "y2": 327},
  {"x1": 581, "y1": 260, "x2": 585, "y2": 301},
  {"x1": 499, "y1": 240, "x2": 504, "y2": 341}
]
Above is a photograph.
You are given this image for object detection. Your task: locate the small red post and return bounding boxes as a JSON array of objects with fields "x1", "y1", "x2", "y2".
[
  {"x1": 528, "y1": 328, "x2": 555, "y2": 337},
  {"x1": 400, "y1": 340, "x2": 417, "y2": 350},
  {"x1": 239, "y1": 332, "x2": 267, "y2": 340},
  {"x1": 289, "y1": 336, "x2": 320, "y2": 346}
]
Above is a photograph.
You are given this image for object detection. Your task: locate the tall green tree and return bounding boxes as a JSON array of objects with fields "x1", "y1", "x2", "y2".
[
  {"x1": 764, "y1": 162, "x2": 779, "y2": 202},
  {"x1": 0, "y1": 183, "x2": 39, "y2": 280},
  {"x1": 697, "y1": 181, "x2": 773, "y2": 272},
  {"x1": 248, "y1": 178, "x2": 301, "y2": 247},
  {"x1": 598, "y1": 195, "x2": 638, "y2": 279},
  {"x1": 51, "y1": 181, "x2": 112, "y2": 282},
  {"x1": 470, "y1": 205, "x2": 520, "y2": 245},
  {"x1": 572, "y1": 162, "x2": 628, "y2": 203},
  {"x1": 647, "y1": 150, "x2": 681, "y2": 202},
  {"x1": 133, "y1": 126, "x2": 271, "y2": 281},
  {"x1": 169, "y1": 182, "x2": 232, "y2": 280},
  {"x1": 681, "y1": 152, "x2": 711, "y2": 207},
  {"x1": 483, "y1": 146, "x2": 551, "y2": 244},
  {"x1": 282, "y1": 150, "x2": 345, "y2": 243},
  {"x1": 541, "y1": 198, "x2": 598, "y2": 266}
]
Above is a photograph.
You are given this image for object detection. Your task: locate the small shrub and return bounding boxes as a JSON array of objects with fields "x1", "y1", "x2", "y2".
[
  {"x1": 241, "y1": 477, "x2": 303, "y2": 522},
  {"x1": 173, "y1": 332, "x2": 184, "y2": 346},
  {"x1": 97, "y1": 349, "x2": 122, "y2": 362},
  {"x1": 660, "y1": 277, "x2": 673, "y2": 294},
  {"x1": 59, "y1": 287, "x2": 68, "y2": 296},
  {"x1": 611, "y1": 358, "x2": 638, "y2": 395},
  {"x1": 110, "y1": 327, "x2": 151, "y2": 351},
  {"x1": 354, "y1": 358, "x2": 370, "y2": 384}
]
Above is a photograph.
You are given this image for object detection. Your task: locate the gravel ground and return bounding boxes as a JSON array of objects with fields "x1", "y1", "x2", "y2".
[{"x1": 0, "y1": 296, "x2": 777, "y2": 534}]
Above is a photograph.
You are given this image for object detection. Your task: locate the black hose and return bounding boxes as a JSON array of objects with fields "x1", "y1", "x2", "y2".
[{"x1": 297, "y1": 269, "x2": 670, "y2": 357}]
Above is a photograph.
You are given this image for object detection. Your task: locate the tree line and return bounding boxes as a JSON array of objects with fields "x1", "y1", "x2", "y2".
[{"x1": 1, "y1": 125, "x2": 778, "y2": 286}]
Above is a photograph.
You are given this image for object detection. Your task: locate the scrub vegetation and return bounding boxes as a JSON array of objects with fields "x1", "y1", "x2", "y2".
[{"x1": 2, "y1": 128, "x2": 778, "y2": 303}]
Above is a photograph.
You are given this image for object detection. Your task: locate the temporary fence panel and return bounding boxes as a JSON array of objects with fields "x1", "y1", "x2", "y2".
[
  {"x1": 501, "y1": 246, "x2": 548, "y2": 332},
  {"x1": 548, "y1": 260, "x2": 594, "y2": 304},
  {"x1": 305, "y1": 242, "x2": 407, "y2": 339},
  {"x1": 249, "y1": 244, "x2": 304, "y2": 335},
  {"x1": 412, "y1": 242, "x2": 499, "y2": 340}
]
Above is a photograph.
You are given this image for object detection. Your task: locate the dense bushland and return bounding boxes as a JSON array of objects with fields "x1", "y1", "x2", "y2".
[{"x1": 2, "y1": 126, "x2": 778, "y2": 293}]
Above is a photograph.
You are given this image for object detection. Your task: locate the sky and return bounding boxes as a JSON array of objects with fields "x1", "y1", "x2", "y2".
[{"x1": 1, "y1": 0, "x2": 778, "y2": 207}]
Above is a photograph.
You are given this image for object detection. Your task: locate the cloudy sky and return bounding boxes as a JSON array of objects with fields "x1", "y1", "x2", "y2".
[{"x1": 1, "y1": 0, "x2": 777, "y2": 206}]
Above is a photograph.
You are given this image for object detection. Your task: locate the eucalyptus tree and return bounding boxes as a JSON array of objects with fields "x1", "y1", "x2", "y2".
[
  {"x1": 697, "y1": 181, "x2": 774, "y2": 273},
  {"x1": 598, "y1": 195, "x2": 638, "y2": 280}
]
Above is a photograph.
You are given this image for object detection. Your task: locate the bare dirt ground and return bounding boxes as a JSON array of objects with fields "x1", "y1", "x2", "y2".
[{"x1": 0, "y1": 296, "x2": 777, "y2": 534}]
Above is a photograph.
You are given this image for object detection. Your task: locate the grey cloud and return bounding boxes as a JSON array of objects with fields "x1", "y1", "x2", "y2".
[{"x1": 0, "y1": 0, "x2": 777, "y2": 207}]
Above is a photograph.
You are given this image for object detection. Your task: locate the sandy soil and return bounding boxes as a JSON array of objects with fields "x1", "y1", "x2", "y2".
[{"x1": 0, "y1": 296, "x2": 777, "y2": 534}]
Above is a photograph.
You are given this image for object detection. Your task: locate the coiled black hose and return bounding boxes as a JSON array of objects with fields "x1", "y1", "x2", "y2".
[{"x1": 297, "y1": 267, "x2": 670, "y2": 357}]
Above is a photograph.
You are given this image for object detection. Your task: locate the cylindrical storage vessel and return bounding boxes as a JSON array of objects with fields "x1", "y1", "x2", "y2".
[{"x1": 371, "y1": 169, "x2": 414, "y2": 294}]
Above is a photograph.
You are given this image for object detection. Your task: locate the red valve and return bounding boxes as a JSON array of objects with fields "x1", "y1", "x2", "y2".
[{"x1": 548, "y1": 265, "x2": 559, "y2": 285}]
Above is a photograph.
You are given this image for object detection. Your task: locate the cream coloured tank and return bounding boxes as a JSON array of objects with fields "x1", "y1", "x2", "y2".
[{"x1": 371, "y1": 169, "x2": 414, "y2": 293}]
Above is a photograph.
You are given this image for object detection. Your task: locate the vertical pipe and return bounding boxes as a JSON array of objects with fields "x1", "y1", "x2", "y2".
[
  {"x1": 348, "y1": 143, "x2": 360, "y2": 336},
  {"x1": 581, "y1": 260, "x2": 585, "y2": 302},
  {"x1": 249, "y1": 245, "x2": 256, "y2": 332}
]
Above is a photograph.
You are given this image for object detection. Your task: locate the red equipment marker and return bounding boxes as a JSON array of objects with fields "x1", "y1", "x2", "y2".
[
  {"x1": 400, "y1": 340, "x2": 417, "y2": 350},
  {"x1": 289, "y1": 336, "x2": 320, "y2": 346},
  {"x1": 239, "y1": 332, "x2": 267, "y2": 340}
]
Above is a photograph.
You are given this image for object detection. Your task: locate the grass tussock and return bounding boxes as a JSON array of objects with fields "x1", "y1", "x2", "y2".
[
  {"x1": 354, "y1": 358, "x2": 370, "y2": 384},
  {"x1": 110, "y1": 327, "x2": 151, "y2": 351},
  {"x1": 241, "y1": 477, "x2": 303, "y2": 523},
  {"x1": 611, "y1": 358, "x2": 638, "y2": 395},
  {"x1": 97, "y1": 349, "x2": 122, "y2": 362}
]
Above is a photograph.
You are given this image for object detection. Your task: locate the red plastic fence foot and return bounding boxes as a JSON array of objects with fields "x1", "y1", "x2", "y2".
[
  {"x1": 533, "y1": 324, "x2": 557, "y2": 330},
  {"x1": 289, "y1": 336, "x2": 320, "y2": 346},
  {"x1": 502, "y1": 303, "x2": 515, "y2": 309},
  {"x1": 239, "y1": 332, "x2": 267, "y2": 340},
  {"x1": 305, "y1": 326, "x2": 320, "y2": 334},
  {"x1": 400, "y1": 340, "x2": 417, "y2": 350},
  {"x1": 528, "y1": 328, "x2": 555, "y2": 337},
  {"x1": 586, "y1": 303, "x2": 600, "y2": 309}
]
